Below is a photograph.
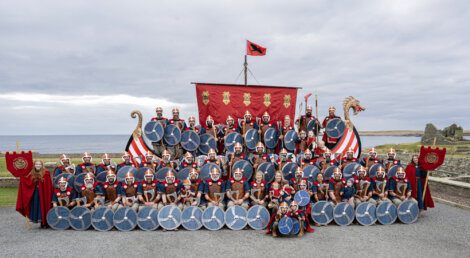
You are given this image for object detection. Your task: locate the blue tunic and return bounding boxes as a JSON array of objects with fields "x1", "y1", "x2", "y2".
[
  {"x1": 415, "y1": 166, "x2": 425, "y2": 209},
  {"x1": 29, "y1": 181, "x2": 42, "y2": 223}
]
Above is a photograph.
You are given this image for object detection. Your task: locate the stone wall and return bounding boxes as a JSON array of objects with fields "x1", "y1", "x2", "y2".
[{"x1": 422, "y1": 123, "x2": 465, "y2": 145}]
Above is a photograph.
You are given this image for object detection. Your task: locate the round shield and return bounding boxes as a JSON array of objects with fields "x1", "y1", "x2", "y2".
[
  {"x1": 196, "y1": 155, "x2": 208, "y2": 167},
  {"x1": 202, "y1": 206, "x2": 225, "y2": 231},
  {"x1": 135, "y1": 167, "x2": 153, "y2": 183},
  {"x1": 376, "y1": 201, "x2": 398, "y2": 225},
  {"x1": 324, "y1": 166, "x2": 338, "y2": 180},
  {"x1": 263, "y1": 128, "x2": 278, "y2": 149},
  {"x1": 368, "y1": 163, "x2": 384, "y2": 178},
  {"x1": 181, "y1": 206, "x2": 203, "y2": 231},
  {"x1": 181, "y1": 130, "x2": 201, "y2": 152},
  {"x1": 73, "y1": 173, "x2": 86, "y2": 193},
  {"x1": 291, "y1": 218, "x2": 300, "y2": 235},
  {"x1": 278, "y1": 216, "x2": 293, "y2": 235},
  {"x1": 91, "y1": 206, "x2": 114, "y2": 231},
  {"x1": 343, "y1": 162, "x2": 361, "y2": 180},
  {"x1": 200, "y1": 163, "x2": 220, "y2": 181},
  {"x1": 198, "y1": 134, "x2": 217, "y2": 155},
  {"x1": 355, "y1": 202, "x2": 377, "y2": 226},
  {"x1": 284, "y1": 130, "x2": 299, "y2": 152},
  {"x1": 69, "y1": 206, "x2": 92, "y2": 231},
  {"x1": 117, "y1": 166, "x2": 138, "y2": 183},
  {"x1": 155, "y1": 167, "x2": 176, "y2": 182},
  {"x1": 158, "y1": 204, "x2": 182, "y2": 230},
  {"x1": 333, "y1": 202, "x2": 354, "y2": 226},
  {"x1": 247, "y1": 205, "x2": 270, "y2": 230},
  {"x1": 225, "y1": 205, "x2": 248, "y2": 230},
  {"x1": 232, "y1": 160, "x2": 253, "y2": 180},
  {"x1": 137, "y1": 206, "x2": 159, "y2": 231},
  {"x1": 257, "y1": 162, "x2": 276, "y2": 183},
  {"x1": 47, "y1": 206, "x2": 70, "y2": 230},
  {"x1": 325, "y1": 118, "x2": 346, "y2": 138},
  {"x1": 294, "y1": 190, "x2": 310, "y2": 207},
  {"x1": 225, "y1": 132, "x2": 243, "y2": 153},
  {"x1": 387, "y1": 165, "x2": 402, "y2": 179},
  {"x1": 311, "y1": 201, "x2": 334, "y2": 225},
  {"x1": 397, "y1": 200, "x2": 419, "y2": 224},
  {"x1": 144, "y1": 121, "x2": 164, "y2": 142},
  {"x1": 244, "y1": 128, "x2": 259, "y2": 150},
  {"x1": 177, "y1": 167, "x2": 191, "y2": 181},
  {"x1": 54, "y1": 173, "x2": 75, "y2": 188},
  {"x1": 303, "y1": 165, "x2": 320, "y2": 182},
  {"x1": 113, "y1": 207, "x2": 137, "y2": 231},
  {"x1": 96, "y1": 171, "x2": 108, "y2": 184},
  {"x1": 282, "y1": 162, "x2": 298, "y2": 181},
  {"x1": 163, "y1": 124, "x2": 181, "y2": 146},
  {"x1": 307, "y1": 119, "x2": 319, "y2": 134}
]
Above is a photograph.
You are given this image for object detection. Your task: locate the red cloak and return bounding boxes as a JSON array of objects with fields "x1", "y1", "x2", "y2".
[
  {"x1": 405, "y1": 163, "x2": 434, "y2": 209},
  {"x1": 16, "y1": 170, "x2": 53, "y2": 226}
]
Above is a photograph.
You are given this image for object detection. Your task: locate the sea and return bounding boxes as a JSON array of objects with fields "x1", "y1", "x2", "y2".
[{"x1": 0, "y1": 135, "x2": 426, "y2": 154}]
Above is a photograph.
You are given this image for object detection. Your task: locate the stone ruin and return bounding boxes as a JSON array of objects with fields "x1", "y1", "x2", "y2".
[{"x1": 421, "y1": 123, "x2": 464, "y2": 145}]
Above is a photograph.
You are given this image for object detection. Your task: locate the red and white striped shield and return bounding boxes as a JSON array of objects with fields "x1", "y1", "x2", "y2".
[{"x1": 331, "y1": 127, "x2": 362, "y2": 160}]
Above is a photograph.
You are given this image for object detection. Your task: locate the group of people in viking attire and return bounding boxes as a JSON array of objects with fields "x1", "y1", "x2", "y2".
[{"x1": 20, "y1": 106, "x2": 434, "y2": 234}]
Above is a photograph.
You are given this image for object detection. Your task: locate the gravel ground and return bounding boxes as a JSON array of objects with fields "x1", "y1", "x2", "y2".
[{"x1": 1, "y1": 203, "x2": 469, "y2": 258}]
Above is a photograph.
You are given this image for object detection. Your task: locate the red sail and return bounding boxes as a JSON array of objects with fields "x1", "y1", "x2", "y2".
[
  {"x1": 418, "y1": 146, "x2": 446, "y2": 171},
  {"x1": 194, "y1": 83, "x2": 298, "y2": 125},
  {"x1": 5, "y1": 151, "x2": 34, "y2": 177}
]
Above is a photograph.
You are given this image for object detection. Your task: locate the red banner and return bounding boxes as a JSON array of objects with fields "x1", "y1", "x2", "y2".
[
  {"x1": 5, "y1": 151, "x2": 34, "y2": 177},
  {"x1": 195, "y1": 83, "x2": 298, "y2": 125},
  {"x1": 418, "y1": 146, "x2": 446, "y2": 171}
]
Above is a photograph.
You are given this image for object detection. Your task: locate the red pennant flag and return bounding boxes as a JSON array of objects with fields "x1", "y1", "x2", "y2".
[{"x1": 246, "y1": 40, "x2": 267, "y2": 56}]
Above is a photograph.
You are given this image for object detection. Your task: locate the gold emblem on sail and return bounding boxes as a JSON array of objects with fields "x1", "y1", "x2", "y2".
[
  {"x1": 223, "y1": 91, "x2": 231, "y2": 105},
  {"x1": 283, "y1": 94, "x2": 291, "y2": 108},
  {"x1": 263, "y1": 93, "x2": 271, "y2": 107},
  {"x1": 202, "y1": 91, "x2": 210, "y2": 105},
  {"x1": 243, "y1": 93, "x2": 251, "y2": 106}
]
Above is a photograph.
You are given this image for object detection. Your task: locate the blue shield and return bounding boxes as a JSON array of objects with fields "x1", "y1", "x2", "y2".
[
  {"x1": 397, "y1": 200, "x2": 419, "y2": 224},
  {"x1": 177, "y1": 167, "x2": 191, "y2": 181},
  {"x1": 47, "y1": 206, "x2": 70, "y2": 230},
  {"x1": 325, "y1": 118, "x2": 346, "y2": 138},
  {"x1": 225, "y1": 206, "x2": 248, "y2": 230},
  {"x1": 198, "y1": 134, "x2": 217, "y2": 155},
  {"x1": 181, "y1": 130, "x2": 201, "y2": 152},
  {"x1": 324, "y1": 166, "x2": 338, "y2": 181},
  {"x1": 96, "y1": 171, "x2": 107, "y2": 184},
  {"x1": 263, "y1": 128, "x2": 278, "y2": 149},
  {"x1": 278, "y1": 217, "x2": 293, "y2": 235},
  {"x1": 113, "y1": 207, "x2": 138, "y2": 231},
  {"x1": 155, "y1": 167, "x2": 175, "y2": 182},
  {"x1": 225, "y1": 132, "x2": 243, "y2": 153},
  {"x1": 91, "y1": 206, "x2": 114, "y2": 231},
  {"x1": 294, "y1": 190, "x2": 310, "y2": 207},
  {"x1": 355, "y1": 202, "x2": 377, "y2": 226},
  {"x1": 343, "y1": 162, "x2": 361, "y2": 180},
  {"x1": 291, "y1": 218, "x2": 300, "y2": 235},
  {"x1": 303, "y1": 165, "x2": 320, "y2": 183},
  {"x1": 333, "y1": 202, "x2": 354, "y2": 226},
  {"x1": 232, "y1": 160, "x2": 253, "y2": 180},
  {"x1": 311, "y1": 201, "x2": 334, "y2": 225},
  {"x1": 387, "y1": 165, "x2": 402, "y2": 179},
  {"x1": 368, "y1": 163, "x2": 383, "y2": 178},
  {"x1": 247, "y1": 205, "x2": 270, "y2": 230},
  {"x1": 181, "y1": 206, "x2": 203, "y2": 231},
  {"x1": 117, "y1": 166, "x2": 138, "y2": 183},
  {"x1": 244, "y1": 128, "x2": 259, "y2": 150},
  {"x1": 157, "y1": 205, "x2": 182, "y2": 230},
  {"x1": 376, "y1": 201, "x2": 398, "y2": 225},
  {"x1": 53, "y1": 173, "x2": 75, "y2": 188},
  {"x1": 307, "y1": 119, "x2": 319, "y2": 135},
  {"x1": 73, "y1": 173, "x2": 86, "y2": 193},
  {"x1": 200, "y1": 163, "x2": 220, "y2": 181},
  {"x1": 135, "y1": 167, "x2": 153, "y2": 183},
  {"x1": 137, "y1": 206, "x2": 159, "y2": 231},
  {"x1": 202, "y1": 206, "x2": 225, "y2": 231},
  {"x1": 69, "y1": 206, "x2": 92, "y2": 231},
  {"x1": 163, "y1": 124, "x2": 181, "y2": 146},
  {"x1": 284, "y1": 130, "x2": 299, "y2": 152},
  {"x1": 282, "y1": 162, "x2": 298, "y2": 181},
  {"x1": 144, "y1": 121, "x2": 164, "y2": 142},
  {"x1": 257, "y1": 162, "x2": 276, "y2": 183}
]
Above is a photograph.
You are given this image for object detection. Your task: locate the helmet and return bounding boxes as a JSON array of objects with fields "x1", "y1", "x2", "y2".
[
  {"x1": 290, "y1": 200, "x2": 299, "y2": 210},
  {"x1": 102, "y1": 153, "x2": 111, "y2": 164},
  {"x1": 122, "y1": 152, "x2": 131, "y2": 161},
  {"x1": 328, "y1": 106, "x2": 336, "y2": 112},
  {"x1": 125, "y1": 172, "x2": 135, "y2": 184},
  {"x1": 346, "y1": 147, "x2": 354, "y2": 154},
  {"x1": 377, "y1": 166, "x2": 385, "y2": 177},
  {"x1": 84, "y1": 172, "x2": 95, "y2": 185},
  {"x1": 333, "y1": 167, "x2": 342, "y2": 179},
  {"x1": 280, "y1": 148, "x2": 288, "y2": 159},
  {"x1": 397, "y1": 167, "x2": 406, "y2": 179},
  {"x1": 255, "y1": 142, "x2": 265, "y2": 153},
  {"x1": 184, "y1": 152, "x2": 193, "y2": 162},
  {"x1": 244, "y1": 110, "x2": 252, "y2": 119},
  {"x1": 165, "y1": 171, "x2": 175, "y2": 183},
  {"x1": 208, "y1": 148, "x2": 216, "y2": 159},
  {"x1": 304, "y1": 149, "x2": 312, "y2": 159},
  {"x1": 280, "y1": 202, "x2": 289, "y2": 212},
  {"x1": 295, "y1": 167, "x2": 304, "y2": 178},
  {"x1": 188, "y1": 116, "x2": 196, "y2": 123},
  {"x1": 234, "y1": 142, "x2": 243, "y2": 153},
  {"x1": 172, "y1": 107, "x2": 179, "y2": 115},
  {"x1": 357, "y1": 166, "x2": 367, "y2": 176},
  {"x1": 59, "y1": 154, "x2": 70, "y2": 165},
  {"x1": 299, "y1": 179, "x2": 307, "y2": 189},
  {"x1": 58, "y1": 176, "x2": 68, "y2": 188},
  {"x1": 388, "y1": 148, "x2": 396, "y2": 159},
  {"x1": 262, "y1": 111, "x2": 270, "y2": 121},
  {"x1": 155, "y1": 107, "x2": 163, "y2": 113},
  {"x1": 306, "y1": 105, "x2": 313, "y2": 112},
  {"x1": 210, "y1": 167, "x2": 220, "y2": 181},
  {"x1": 162, "y1": 150, "x2": 171, "y2": 160},
  {"x1": 206, "y1": 115, "x2": 214, "y2": 125},
  {"x1": 144, "y1": 169, "x2": 154, "y2": 181},
  {"x1": 323, "y1": 148, "x2": 332, "y2": 157},
  {"x1": 82, "y1": 152, "x2": 92, "y2": 162},
  {"x1": 189, "y1": 168, "x2": 199, "y2": 179},
  {"x1": 369, "y1": 148, "x2": 377, "y2": 156},
  {"x1": 226, "y1": 115, "x2": 234, "y2": 124},
  {"x1": 106, "y1": 170, "x2": 116, "y2": 182},
  {"x1": 233, "y1": 168, "x2": 243, "y2": 180}
]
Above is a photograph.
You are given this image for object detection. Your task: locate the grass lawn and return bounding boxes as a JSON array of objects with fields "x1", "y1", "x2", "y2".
[{"x1": 0, "y1": 187, "x2": 18, "y2": 207}]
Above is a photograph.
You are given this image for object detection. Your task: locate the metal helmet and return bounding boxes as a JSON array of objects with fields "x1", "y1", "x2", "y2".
[
  {"x1": 233, "y1": 168, "x2": 243, "y2": 180},
  {"x1": 244, "y1": 110, "x2": 252, "y2": 119},
  {"x1": 184, "y1": 152, "x2": 193, "y2": 162},
  {"x1": 256, "y1": 142, "x2": 265, "y2": 153},
  {"x1": 208, "y1": 148, "x2": 216, "y2": 159},
  {"x1": 295, "y1": 167, "x2": 304, "y2": 178},
  {"x1": 58, "y1": 176, "x2": 68, "y2": 188},
  {"x1": 234, "y1": 142, "x2": 243, "y2": 153},
  {"x1": 280, "y1": 148, "x2": 288, "y2": 158},
  {"x1": 290, "y1": 200, "x2": 299, "y2": 210},
  {"x1": 162, "y1": 150, "x2": 171, "y2": 161},
  {"x1": 299, "y1": 179, "x2": 307, "y2": 190},
  {"x1": 357, "y1": 166, "x2": 367, "y2": 176},
  {"x1": 226, "y1": 115, "x2": 234, "y2": 124},
  {"x1": 145, "y1": 150, "x2": 154, "y2": 161},
  {"x1": 369, "y1": 148, "x2": 377, "y2": 156},
  {"x1": 82, "y1": 152, "x2": 92, "y2": 162},
  {"x1": 144, "y1": 169, "x2": 154, "y2": 181},
  {"x1": 306, "y1": 105, "x2": 313, "y2": 112},
  {"x1": 388, "y1": 148, "x2": 396, "y2": 159},
  {"x1": 172, "y1": 107, "x2": 180, "y2": 115},
  {"x1": 59, "y1": 154, "x2": 70, "y2": 165},
  {"x1": 323, "y1": 148, "x2": 332, "y2": 158},
  {"x1": 165, "y1": 171, "x2": 175, "y2": 183},
  {"x1": 304, "y1": 149, "x2": 312, "y2": 159},
  {"x1": 346, "y1": 147, "x2": 354, "y2": 155},
  {"x1": 102, "y1": 153, "x2": 111, "y2": 164},
  {"x1": 280, "y1": 202, "x2": 289, "y2": 213},
  {"x1": 377, "y1": 166, "x2": 385, "y2": 177},
  {"x1": 189, "y1": 168, "x2": 199, "y2": 179},
  {"x1": 206, "y1": 115, "x2": 214, "y2": 126},
  {"x1": 262, "y1": 111, "x2": 270, "y2": 121},
  {"x1": 84, "y1": 172, "x2": 95, "y2": 185},
  {"x1": 188, "y1": 116, "x2": 196, "y2": 123},
  {"x1": 397, "y1": 167, "x2": 406, "y2": 179},
  {"x1": 328, "y1": 106, "x2": 336, "y2": 112},
  {"x1": 333, "y1": 167, "x2": 342, "y2": 179},
  {"x1": 125, "y1": 172, "x2": 135, "y2": 184},
  {"x1": 122, "y1": 152, "x2": 131, "y2": 161},
  {"x1": 210, "y1": 167, "x2": 220, "y2": 181},
  {"x1": 106, "y1": 170, "x2": 116, "y2": 182},
  {"x1": 155, "y1": 107, "x2": 163, "y2": 114}
]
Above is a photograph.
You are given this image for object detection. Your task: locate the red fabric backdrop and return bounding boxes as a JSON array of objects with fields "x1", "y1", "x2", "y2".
[{"x1": 195, "y1": 83, "x2": 298, "y2": 125}]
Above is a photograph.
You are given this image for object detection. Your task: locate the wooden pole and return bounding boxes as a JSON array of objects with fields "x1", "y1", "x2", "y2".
[
  {"x1": 315, "y1": 94, "x2": 319, "y2": 143},
  {"x1": 244, "y1": 55, "x2": 248, "y2": 86},
  {"x1": 422, "y1": 137, "x2": 437, "y2": 203}
]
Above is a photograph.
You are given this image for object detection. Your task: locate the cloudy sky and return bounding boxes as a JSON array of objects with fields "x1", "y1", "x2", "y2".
[{"x1": 0, "y1": 0, "x2": 468, "y2": 135}]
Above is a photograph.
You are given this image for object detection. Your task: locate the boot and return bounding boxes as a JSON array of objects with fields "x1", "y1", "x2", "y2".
[{"x1": 298, "y1": 225, "x2": 305, "y2": 237}]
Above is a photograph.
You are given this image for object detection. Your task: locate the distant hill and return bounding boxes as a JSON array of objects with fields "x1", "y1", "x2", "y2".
[{"x1": 359, "y1": 130, "x2": 470, "y2": 136}]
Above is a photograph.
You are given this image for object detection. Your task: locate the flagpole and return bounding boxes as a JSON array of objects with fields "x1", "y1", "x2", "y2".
[{"x1": 244, "y1": 55, "x2": 248, "y2": 86}]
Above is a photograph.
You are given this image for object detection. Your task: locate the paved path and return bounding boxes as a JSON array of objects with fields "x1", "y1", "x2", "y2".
[{"x1": 1, "y1": 203, "x2": 469, "y2": 258}]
